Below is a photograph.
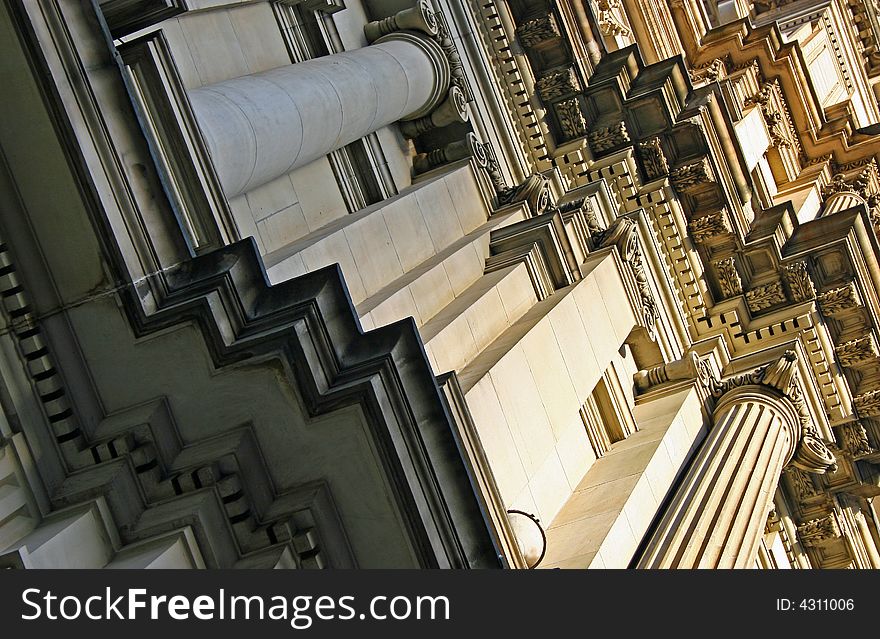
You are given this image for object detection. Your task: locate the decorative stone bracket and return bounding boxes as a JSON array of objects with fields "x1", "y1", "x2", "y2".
[{"x1": 593, "y1": 217, "x2": 659, "y2": 340}]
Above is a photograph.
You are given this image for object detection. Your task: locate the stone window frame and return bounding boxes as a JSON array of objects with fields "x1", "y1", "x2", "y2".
[{"x1": 579, "y1": 366, "x2": 638, "y2": 459}]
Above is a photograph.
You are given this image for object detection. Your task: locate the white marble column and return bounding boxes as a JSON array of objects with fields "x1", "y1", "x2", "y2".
[
  {"x1": 637, "y1": 352, "x2": 836, "y2": 568},
  {"x1": 189, "y1": 29, "x2": 450, "y2": 196}
]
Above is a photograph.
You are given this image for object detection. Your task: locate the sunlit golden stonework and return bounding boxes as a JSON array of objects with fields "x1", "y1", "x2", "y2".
[{"x1": 1, "y1": 0, "x2": 879, "y2": 569}]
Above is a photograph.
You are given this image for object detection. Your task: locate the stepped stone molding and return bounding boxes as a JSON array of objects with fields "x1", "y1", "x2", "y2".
[
  {"x1": 485, "y1": 211, "x2": 581, "y2": 299},
  {"x1": 128, "y1": 240, "x2": 503, "y2": 568},
  {"x1": 1, "y1": 211, "x2": 500, "y2": 569}
]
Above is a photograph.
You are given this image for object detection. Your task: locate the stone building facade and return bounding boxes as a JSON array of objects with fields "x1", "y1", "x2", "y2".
[{"x1": 0, "y1": 0, "x2": 879, "y2": 569}]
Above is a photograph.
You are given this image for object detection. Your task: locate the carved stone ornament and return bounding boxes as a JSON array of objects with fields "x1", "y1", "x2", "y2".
[
  {"x1": 588, "y1": 122, "x2": 630, "y2": 154},
  {"x1": 516, "y1": 13, "x2": 560, "y2": 48},
  {"x1": 559, "y1": 197, "x2": 604, "y2": 235},
  {"x1": 639, "y1": 137, "x2": 668, "y2": 180},
  {"x1": 594, "y1": 217, "x2": 658, "y2": 338},
  {"x1": 797, "y1": 514, "x2": 841, "y2": 548},
  {"x1": 765, "y1": 508, "x2": 782, "y2": 535},
  {"x1": 783, "y1": 261, "x2": 816, "y2": 302},
  {"x1": 535, "y1": 67, "x2": 579, "y2": 102},
  {"x1": 838, "y1": 421, "x2": 875, "y2": 458},
  {"x1": 835, "y1": 335, "x2": 880, "y2": 368},
  {"x1": 497, "y1": 173, "x2": 553, "y2": 214},
  {"x1": 854, "y1": 389, "x2": 880, "y2": 417},
  {"x1": 706, "y1": 351, "x2": 837, "y2": 474},
  {"x1": 477, "y1": 144, "x2": 506, "y2": 195},
  {"x1": 744, "y1": 79, "x2": 799, "y2": 151},
  {"x1": 714, "y1": 257, "x2": 742, "y2": 298},
  {"x1": 596, "y1": 0, "x2": 631, "y2": 37},
  {"x1": 689, "y1": 58, "x2": 726, "y2": 84},
  {"x1": 786, "y1": 467, "x2": 820, "y2": 501},
  {"x1": 822, "y1": 171, "x2": 871, "y2": 201},
  {"x1": 431, "y1": 10, "x2": 471, "y2": 100},
  {"x1": 688, "y1": 210, "x2": 731, "y2": 243},
  {"x1": 555, "y1": 99, "x2": 587, "y2": 139},
  {"x1": 817, "y1": 282, "x2": 860, "y2": 317},
  {"x1": 670, "y1": 158, "x2": 714, "y2": 192},
  {"x1": 364, "y1": 0, "x2": 438, "y2": 42},
  {"x1": 745, "y1": 280, "x2": 786, "y2": 313}
]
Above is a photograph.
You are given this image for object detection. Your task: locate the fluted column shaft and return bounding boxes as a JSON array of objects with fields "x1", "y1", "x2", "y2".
[
  {"x1": 639, "y1": 386, "x2": 798, "y2": 568},
  {"x1": 189, "y1": 32, "x2": 450, "y2": 196}
]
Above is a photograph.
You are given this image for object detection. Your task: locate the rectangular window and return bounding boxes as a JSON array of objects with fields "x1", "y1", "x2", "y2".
[{"x1": 580, "y1": 367, "x2": 637, "y2": 458}]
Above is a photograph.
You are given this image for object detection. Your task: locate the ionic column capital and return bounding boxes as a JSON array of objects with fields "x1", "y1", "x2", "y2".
[
  {"x1": 399, "y1": 85, "x2": 469, "y2": 137},
  {"x1": 707, "y1": 351, "x2": 836, "y2": 474}
]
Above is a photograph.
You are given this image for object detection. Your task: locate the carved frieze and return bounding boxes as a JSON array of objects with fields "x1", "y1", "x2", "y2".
[
  {"x1": 516, "y1": 13, "x2": 560, "y2": 48},
  {"x1": 835, "y1": 335, "x2": 879, "y2": 368},
  {"x1": 714, "y1": 257, "x2": 742, "y2": 298},
  {"x1": 556, "y1": 99, "x2": 587, "y2": 138},
  {"x1": 535, "y1": 67, "x2": 579, "y2": 102},
  {"x1": 688, "y1": 210, "x2": 731, "y2": 243},
  {"x1": 639, "y1": 137, "x2": 668, "y2": 180},
  {"x1": 559, "y1": 197, "x2": 604, "y2": 235},
  {"x1": 783, "y1": 261, "x2": 816, "y2": 302},
  {"x1": 479, "y1": 142, "x2": 508, "y2": 194},
  {"x1": 745, "y1": 280, "x2": 786, "y2": 312},
  {"x1": 817, "y1": 282, "x2": 860, "y2": 317},
  {"x1": 432, "y1": 10, "x2": 471, "y2": 100}
]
